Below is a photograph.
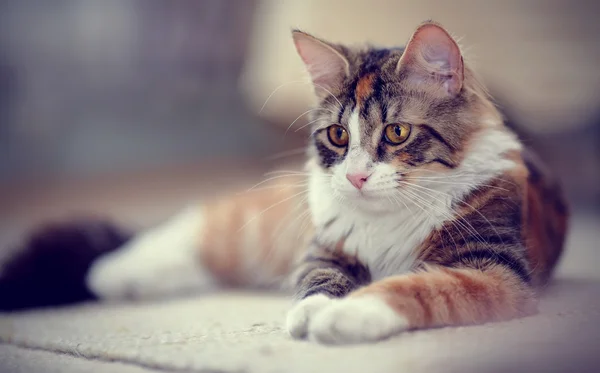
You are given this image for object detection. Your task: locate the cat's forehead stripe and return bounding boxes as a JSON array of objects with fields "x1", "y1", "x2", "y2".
[
  {"x1": 355, "y1": 73, "x2": 376, "y2": 106},
  {"x1": 348, "y1": 109, "x2": 361, "y2": 147},
  {"x1": 347, "y1": 71, "x2": 383, "y2": 152}
]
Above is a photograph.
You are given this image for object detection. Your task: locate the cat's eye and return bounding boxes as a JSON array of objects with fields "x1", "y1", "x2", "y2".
[
  {"x1": 384, "y1": 123, "x2": 411, "y2": 145},
  {"x1": 327, "y1": 125, "x2": 349, "y2": 147}
]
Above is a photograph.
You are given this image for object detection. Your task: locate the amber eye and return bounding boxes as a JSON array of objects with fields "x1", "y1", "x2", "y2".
[
  {"x1": 384, "y1": 123, "x2": 411, "y2": 145},
  {"x1": 327, "y1": 125, "x2": 349, "y2": 147}
]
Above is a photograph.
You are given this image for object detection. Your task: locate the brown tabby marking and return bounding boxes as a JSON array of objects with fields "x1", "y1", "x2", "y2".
[
  {"x1": 415, "y1": 172, "x2": 528, "y2": 277},
  {"x1": 292, "y1": 241, "x2": 371, "y2": 299},
  {"x1": 385, "y1": 145, "x2": 568, "y2": 327}
]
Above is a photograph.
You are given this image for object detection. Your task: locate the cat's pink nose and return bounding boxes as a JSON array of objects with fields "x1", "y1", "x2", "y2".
[{"x1": 346, "y1": 173, "x2": 370, "y2": 190}]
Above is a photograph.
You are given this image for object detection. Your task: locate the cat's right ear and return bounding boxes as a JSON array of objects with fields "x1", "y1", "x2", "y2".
[
  {"x1": 397, "y1": 21, "x2": 464, "y2": 97},
  {"x1": 292, "y1": 30, "x2": 349, "y2": 98}
]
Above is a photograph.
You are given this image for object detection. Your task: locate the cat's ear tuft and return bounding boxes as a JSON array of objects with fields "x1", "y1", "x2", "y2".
[
  {"x1": 397, "y1": 21, "x2": 464, "y2": 96},
  {"x1": 292, "y1": 30, "x2": 349, "y2": 98}
]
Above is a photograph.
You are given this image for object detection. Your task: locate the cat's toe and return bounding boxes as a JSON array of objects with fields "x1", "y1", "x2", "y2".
[
  {"x1": 307, "y1": 296, "x2": 409, "y2": 345},
  {"x1": 286, "y1": 294, "x2": 333, "y2": 339}
]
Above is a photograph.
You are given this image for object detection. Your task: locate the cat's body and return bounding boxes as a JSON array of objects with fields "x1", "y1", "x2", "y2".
[{"x1": 0, "y1": 22, "x2": 568, "y2": 345}]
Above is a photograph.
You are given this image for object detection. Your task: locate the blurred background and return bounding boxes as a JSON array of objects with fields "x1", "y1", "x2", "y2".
[{"x1": 0, "y1": 0, "x2": 598, "y2": 238}]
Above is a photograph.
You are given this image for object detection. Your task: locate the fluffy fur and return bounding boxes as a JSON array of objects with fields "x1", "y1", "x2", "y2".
[
  {"x1": 86, "y1": 207, "x2": 215, "y2": 299},
  {"x1": 0, "y1": 21, "x2": 568, "y2": 346},
  {"x1": 0, "y1": 218, "x2": 130, "y2": 310}
]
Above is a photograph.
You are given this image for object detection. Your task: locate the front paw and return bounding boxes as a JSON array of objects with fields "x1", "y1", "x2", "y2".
[
  {"x1": 286, "y1": 294, "x2": 333, "y2": 339},
  {"x1": 306, "y1": 296, "x2": 409, "y2": 345}
]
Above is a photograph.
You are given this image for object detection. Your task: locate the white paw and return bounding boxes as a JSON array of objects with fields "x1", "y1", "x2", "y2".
[
  {"x1": 86, "y1": 206, "x2": 214, "y2": 300},
  {"x1": 300, "y1": 296, "x2": 409, "y2": 345},
  {"x1": 286, "y1": 294, "x2": 333, "y2": 338}
]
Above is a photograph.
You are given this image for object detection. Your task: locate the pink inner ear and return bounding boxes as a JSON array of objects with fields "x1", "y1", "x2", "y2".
[
  {"x1": 422, "y1": 43, "x2": 455, "y2": 71},
  {"x1": 400, "y1": 23, "x2": 464, "y2": 96},
  {"x1": 293, "y1": 32, "x2": 348, "y2": 93}
]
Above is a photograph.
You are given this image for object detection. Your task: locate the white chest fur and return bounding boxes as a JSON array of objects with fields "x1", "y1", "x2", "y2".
[
  {"x1": 306, "y1": 126, "x2": 522, "y2": 280},
  {"x1": 329, "y1": 206, "x2": 443, "y2": 279},
  {"x1": 308, "y1": 171, "x2": 452, "y2": 279}
]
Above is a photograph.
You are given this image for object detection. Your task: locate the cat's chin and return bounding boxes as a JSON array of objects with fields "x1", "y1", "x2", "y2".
[{"x1": 338, "y1": 191, "x2": 403, "y2": 214}]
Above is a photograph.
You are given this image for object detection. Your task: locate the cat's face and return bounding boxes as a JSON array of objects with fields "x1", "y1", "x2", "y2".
[{"x1": 294, "y1": 22, "x2": 499, "y2": 212}]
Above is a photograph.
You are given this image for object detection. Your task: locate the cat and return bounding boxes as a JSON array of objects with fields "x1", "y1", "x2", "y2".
[{"x1": 0, "y1": 21, "x2": 568, "y2": 345}]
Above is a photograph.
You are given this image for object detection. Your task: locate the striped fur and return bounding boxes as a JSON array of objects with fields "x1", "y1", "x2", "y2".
[
  {"x1": 1, "y1": 21, "x2": 568, "y2": 346},
  {"x1": 284, "y1": 21, "x2": 568, "y2": 343}
]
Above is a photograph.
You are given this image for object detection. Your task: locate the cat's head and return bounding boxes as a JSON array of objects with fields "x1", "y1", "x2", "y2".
[{"x1": 293, "y1": 21, "x2": 508, "y2": 213}]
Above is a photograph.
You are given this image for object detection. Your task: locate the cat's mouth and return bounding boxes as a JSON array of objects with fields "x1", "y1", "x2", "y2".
[
  {"x1": 335, "y1": 187, "x2": 403, "y2": 213},
  {"x1": 347, "y1": 185, "x2": 399, "y2": 198},
  {"x1": 353, "y1": 189, "x2": 376, "y2": 199},
  {"x1": 348, "y1": 195, "x2": 401, "y2": 214}
]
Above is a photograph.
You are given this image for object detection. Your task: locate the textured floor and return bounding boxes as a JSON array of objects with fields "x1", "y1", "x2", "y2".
[
  {"x1": 0, "y1": 270, "x2": 599, "y2": 372},
  {"x1": 0, "y1": 165, "x2": 599, "y2": 373},
  {"x1": 0, "y1": 345, "x2": 171, "y2": 373}
]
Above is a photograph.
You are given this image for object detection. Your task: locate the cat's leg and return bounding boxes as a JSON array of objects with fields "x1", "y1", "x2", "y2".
[
  {"x1": 86, "y1": 205, "x2": 214, "y2": 300},
  {"x1": 87, "y1": 181, "x2": 310, "y2": 300},
  {"x1": 286, "y1": 247, "x2": 371, "y2": 338},
  {"x1": 302, "y1": 264, "x2": 537, "y2": 344}
]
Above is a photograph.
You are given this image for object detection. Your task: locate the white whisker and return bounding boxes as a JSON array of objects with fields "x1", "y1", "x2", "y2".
[
  {"x1": 405, "y1": 179, "x2": 510, "y2": 192},
  {"x1": 296, "y1": 209, "x2": 314, "y2": 240},
  {"x1": 294, "y1": 117, "x2": 322, "y2": 133},
  {"x1": 239, "y1": 183, "x2": 309, "y2": 194},
  {"x1": 309, "y1": 122, "x2": 332, "y2": 138},
  {"x1": 401, "y1": 180, "x2": 511, "y2": 247},
  {"x1": 258, "y1": 79, "x2": 307, "y2": 114},
  {"x1": 264, "y1": 170, "x2": 313, "y2": 176},
  {"x1": 263, "y1": 148, "x2": 306, "y2": 161},
  {"x1": 273, "y1": 196, "x2": 310, "y2": 245},
  {"x1": 236, "y1": 189, "x2": 309, "y2": 233},
  {"x1": 285, "y1": 108, "x2": 336, "y2": 136},
  {"x1": 312, "y1": 82, "x2": 344, "y2": 110},
  {"x1": 394, "y1": 186, "x2": 472, "y2": 255},
  {"x1": 399, "y1": 182, "x2": 502, "y2": 252},
  {"x1": 246, "y1": 174, "x2": 308, "y2": 192}
]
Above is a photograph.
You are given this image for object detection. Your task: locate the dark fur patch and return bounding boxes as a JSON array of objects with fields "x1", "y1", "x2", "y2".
[
  {"x1": 0, "y1": 218, "x2": 131, "y2": 311},
  {"x1": 302, "y1": 269, "x2": 358, "y2": 298},
  {"x1": 395, "y1": 132, "x2": 433, "y2": 165},
  {"x1": 417, "y1": 173, "x2": 536, "y2": 287},
  {"x1": 293, "y1": 244, "x2": 370, "y2": 300},
  {"x1": 450, "y1": 249, "x2": 531, "y2": 284},
  {"x1": 420, "y1": 124, "x2": 455, "y2": 152},
  {"x1": 520, "y1": 147, "x2": 569, "y2": 284},
  {"x1": 314, "y1": 135, "x2": 344, "y2": 168},
  {"x1": 430, "y1": 158, "x2": 456, "y2": 168}
]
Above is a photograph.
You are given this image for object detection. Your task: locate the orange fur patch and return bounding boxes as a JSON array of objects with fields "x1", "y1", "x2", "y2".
[
  {"x1": 199, "y1": 176, "x2": 312, "y2": 286},
  {"x1": 355, "y1": 73, "x2": 376, "y2": 105},
  {"x1": 352, "y1": 266, "x2": 536, "y2": 329}
]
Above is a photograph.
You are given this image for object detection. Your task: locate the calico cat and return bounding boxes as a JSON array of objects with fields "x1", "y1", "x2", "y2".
[{"x1": 0, "y1": 21, "x2": 568, "y2": 345}]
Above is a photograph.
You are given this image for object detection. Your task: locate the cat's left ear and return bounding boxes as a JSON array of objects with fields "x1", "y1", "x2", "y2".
[
  {"x1": 397, "y1": 21, "x2": 464, "y2": 96},
  {"x1": 292, "y1": 30, "x2": 350, "y2": 98}
]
